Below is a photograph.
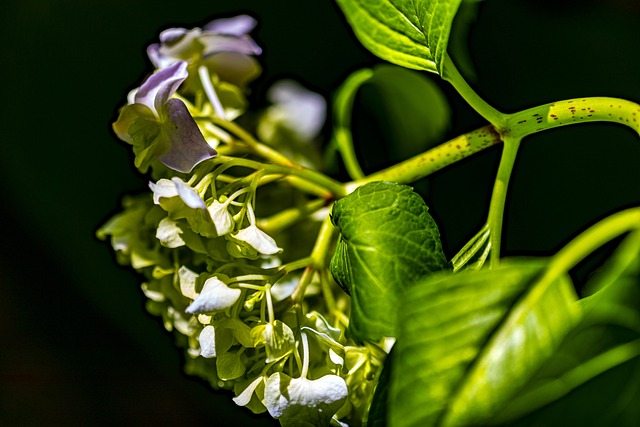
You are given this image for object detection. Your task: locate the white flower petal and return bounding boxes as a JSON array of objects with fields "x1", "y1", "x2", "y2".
[
  {"x1": 197, "y1": 314, "x2": 212, "y2": 325},
  {"x1": 156, "y1": 217, "x2": 186, "y2": 248},
  {"x1": 329, "y1": 348, "x2": 344, "y2": 367},
  {"x1": 270, "y1": 276, "x2": 297, "y2": 302},
  {"x1": 149, "y1": 179, "x2": 179, "y2": 204},
  {"x1": 198, "y1": 325, "x2": 216, "y2": 358},
  {"x1": 141, "y1": 283, "x2": 165, "y2": 302},
  {"x1": 234, "y1": 225, "x2": 282, "y2": 255},
  {"x1": 264, "y1": 373, "x2": 348, "y2": 423},
  {"x1": 171, "y1": 177, "x2": 206, "y2": 209},
  {"x1": 232, "y1": 376, "x2": 264, "y2": 407},
  {"x1": 207, "y1": 200, "x2": 234, "y2": 235},
  {"x1": 185, "y1": 277, "x2": 241, "y2": 314},
  {"x1": 267, "y1": 80, "x2": 327, "y2": 141},
  {"x1": 178, "y1": 266, "x2": 199, "y2": 299}
]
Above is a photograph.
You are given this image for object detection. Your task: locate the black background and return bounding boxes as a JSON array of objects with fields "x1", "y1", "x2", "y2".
[{"x1": 2, "y1": 0, "x2": 639, "y2": 425}]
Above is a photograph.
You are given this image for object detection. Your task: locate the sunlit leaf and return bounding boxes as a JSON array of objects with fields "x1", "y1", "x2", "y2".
[
  {"x1": 216, "y1": 348, "x2": 246, "y2": 380},
  {"x1": 390, "y1": 259, "x2": 581, "y2": 427},
  {"x1": 330, "y1": 181, "x2": 448, "y2": 341},
  {"x1": 493, "y1": 231, "x2": 640, "y2": 425},
  {"x1": 335, "y1": 0, "x2": 463, "y2": 75}
]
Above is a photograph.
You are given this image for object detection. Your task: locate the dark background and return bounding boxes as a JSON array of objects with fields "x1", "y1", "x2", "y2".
[{"x1": 1, "y1": 0, "x2": 639, "y2": 425}]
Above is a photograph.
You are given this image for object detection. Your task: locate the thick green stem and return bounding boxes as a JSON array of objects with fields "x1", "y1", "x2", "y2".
[
  {"x1": 442, "y1": 54, "x2": 507, "y2": 129},
  {"x1": 504, "y1": 97, "x2": 640, "y2": 139},
  {"x1": 487, "y1": 137, "x2": 521, "y2": 267},
  {"x1": 344, "y1": 125, "x2": 502, "y2": 193}
]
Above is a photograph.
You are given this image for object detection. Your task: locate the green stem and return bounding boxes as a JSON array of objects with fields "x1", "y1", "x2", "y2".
[
  {"x1": 451, "y1": 223, "x2": 490, "y2": 272},
  {"x1": 331, "y1": 69, "x2": 374, "y2": 180},
  {"x1": 280, "y1": 257, "x2": 314, "y2": 274},
  {"x1": 257, "y1": 198, "x2": 327, "y2": 234},
  {"x1": 487, "y1": 137, "x2": 521, "y2": 267},
  {"x1": 442, "y1": 54, "x2": 506, "y2": 129},
  {"x1": 211, "y1": 117, "x2": 300, "y2": 168},
  {"x1": 310, "y1": 214, "x2": 337, "y2": 268},
  {"x1": 504, "y1": 97, "x2": 640, "y2": 139},
  {"x1": 344, "y1": 125, "x2": 502, "y2": 193},
  {"x1": 212, "y1": 156, "x2": 347, "y2": 198},
  {"x1": 290, "y1": 215, "x2": 337, "y2": 303}
]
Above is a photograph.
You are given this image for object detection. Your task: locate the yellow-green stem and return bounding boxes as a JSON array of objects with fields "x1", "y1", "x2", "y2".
[{"x1": 345, "y1": 125, "x2": 502, "y2": 193}]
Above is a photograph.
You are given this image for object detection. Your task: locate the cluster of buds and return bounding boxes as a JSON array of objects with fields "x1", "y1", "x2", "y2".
[{"x1": 98, "y1": 15, "x2": 386, "y2": 426}]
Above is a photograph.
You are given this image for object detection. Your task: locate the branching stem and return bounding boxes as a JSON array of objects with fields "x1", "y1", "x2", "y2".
[{"x1": 487, "y1": 137, "x2": 521, "y2": 267}]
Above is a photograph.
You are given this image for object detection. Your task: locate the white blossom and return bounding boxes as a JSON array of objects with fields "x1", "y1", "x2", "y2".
[
  {"x1": 233, "y1": 224, "x2": 282, "y2": 255},
  {"x1": 232, "y1": 376, "x2": 265, "y2": 407},
  {"x1": 178, "y1": 266, "x2": 199, "y2": 299},
  {"x1": 198, "y1": 325, "x2": 216, "y2": 358},
  {"x1": 208, "y1": 200, "x2": 234, "y2": 235},
  {"x1": 156, "y1": 217, "x2": 186, "y2": 248},
  {"x1": 149, "y1": 177, "x2": 206, "y2": 209},
  {"x1": 185, "y1": 277, "x2": 241, "y2": 314},
  {"x1": 264, "y1": 373, "x2": 348, "y2": 425},
  {"x1": 265, "y1": 80, "x2": 327, "y2": 141}
]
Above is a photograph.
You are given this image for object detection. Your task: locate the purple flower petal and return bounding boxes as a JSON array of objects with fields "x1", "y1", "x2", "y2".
[
  {"x1": 157, "y1": 98, "x2": 216, "y2": 173},
  {"x1": 147, "y1": 43, "x2": 177, "y2": 69},
  {"x1": 134, "y1": 61, "x2": 188, "y2": 116},
  {"x1": 199, "y1": 34, "x2": 262, "y2": 57},
  {"x1": 203, "y1": 15, "x2": 257, "y2": 36},
  {"x1": 159, "y1": 27, "x2": 190, "y2": 45}
]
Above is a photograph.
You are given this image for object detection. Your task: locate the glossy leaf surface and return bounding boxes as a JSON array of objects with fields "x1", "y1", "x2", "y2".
[
  {"x1": 390, "y1": 260, "x2": 581, "y2": 427},
  {"x1": 330, "y1": 181, "x2": 448, "y2": 341},
  {"x1": 335, "y1": 0, "x2": 462, "y2": 74}
]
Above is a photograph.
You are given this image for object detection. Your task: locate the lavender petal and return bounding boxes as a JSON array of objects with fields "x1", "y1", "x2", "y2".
[
  {"x1": 199, "y1": 34, "x2": 262, "y2": 57},
  {"x1": 134, "y1": 61, "x2": 188, "y2": 115},
  {"x1": 203, "y1": 15, "x2": 257, "y2": 36},
  {"x1": 158, "y1": 98, "x2": 216, "y2": 173}
]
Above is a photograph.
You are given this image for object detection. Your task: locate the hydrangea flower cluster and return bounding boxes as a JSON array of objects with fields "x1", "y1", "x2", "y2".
[{"x1": 99, "y1": 15, "x2": 386, "y2": 426}]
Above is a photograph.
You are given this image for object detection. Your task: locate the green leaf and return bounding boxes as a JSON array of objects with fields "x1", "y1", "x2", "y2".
[
  {"x1": 356, "y1": 64, "x2": 451, "y2": 170},
  {"x1": 216, "y1": 348, "x2": 246, "y2": 380},
  {"x1": 335, "y1": 0, "x2": 463, "y2": 75},
  {"x1": 583, "y1": 230, "x2": 640, "y2": 311},
  {"x1": 492, "y1": 231, "x2": 640, "y2": 425},
  {"x1": 330, "y1": 181, "x2": 448, "y2": 341},
  {"x1": 112, "y1": 103, "x2": 161, "y2": 172},
  {"x1": 389, "y1": 259, "x2": 581, "y2": 427}
]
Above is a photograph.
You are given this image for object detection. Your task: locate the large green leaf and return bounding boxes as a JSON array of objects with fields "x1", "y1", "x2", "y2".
[
  {"x1": 389, "y1": 259, "x2": 581, "y2": 427},
  {"x1": 492, "y1": 231, "x2": 640, "y2": 426},
  {"x1": 335, "y1": 0, "x2": 463, "y2": 75},
  {"x1": 330, "y1": 181, "x2": 448, "y2": 341}
]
